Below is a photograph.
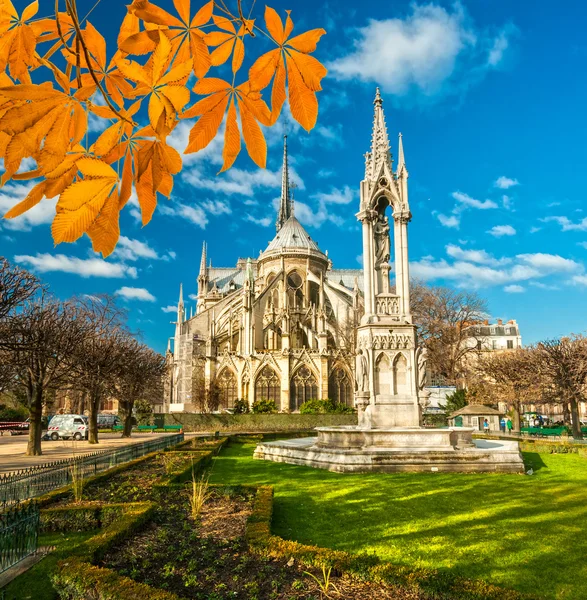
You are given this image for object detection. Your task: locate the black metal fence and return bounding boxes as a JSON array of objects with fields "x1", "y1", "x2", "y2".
[
  {"x1": 0, "y1": 433, "x2": 184, "y2": 508},
  {"x1": 0, "y1": 502, "x2": 39, "y2": 574}
]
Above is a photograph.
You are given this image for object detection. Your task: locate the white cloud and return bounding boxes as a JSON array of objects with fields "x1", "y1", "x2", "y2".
[
  {"x1": 115, "y1": 287, "x2": 156, "y2": 301},
  {"x1": 487, "y1": 224, "x2": 516, "y2": 237},
  {"x1": 328, "y1": 4, "x2": 511, "y2": 100},
  {"x1": 494, "y1": 176, "x2": 519, "y2": 189},
  {"x1": 579, "y1": 242, "x2": 587, "y2": 249},
  {"x1": 530, "y1": 226, "x2": 541, "y2": 234},
  {"x1": 488, "y1": 31, "x2": 509, "y2": 66},
  {"x1": 437, "y1": 213, "x2": 460, "y2": 228},
  {"x1": 161, "y1": 305, "x2": 177, "y2": 313},
  {"x1": 244, "y1": 214, "x2": 272, "y2": 227},
  {"x1": 312, "y1": 185, "x2": 355, "y2": 205},
  {"x1": 542, "y1": 216, "x2": 587, "y2": 232},
  {"x1": 14, "y1": 253, "x2": 138, "y2": 278},
  {"x1": 504, "y1": 284, "x2": 524, "y2": 293},
  {"x1": 446, "y1": 244, "x2": 509, "y2": 266},
  {"x1": 0, "y1": 183, "x2": 57, "y2": 231},
  {"x1": 452, "y1": 191, "x2": 498, "y2": 211},
  {"x1": 113, "y1": 236, "x2": 158, "y2": 262},
  {"x1": 502, "y1": 195, "x2": 512, "y2": 210},
  {"x1": 160, "y1": 202, "x2": 208, "y2": 228},
  {"x1": 201, "y1": 199, "x2": 231, "y2": 215},
  {"x1": 572, "y1": 275, "x2": 587, "y2": 286},
  {"x1": 410, "y1": 248, "x2": 583, "y2": 289}
]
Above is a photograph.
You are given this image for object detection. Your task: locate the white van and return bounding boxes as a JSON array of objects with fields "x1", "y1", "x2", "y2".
[{"x1": 47, "y1": 414, "x2": 89, "y2": 441}]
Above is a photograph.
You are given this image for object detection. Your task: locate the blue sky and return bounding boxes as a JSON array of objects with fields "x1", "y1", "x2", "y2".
[{"x1": 1, "y1": 0, "x2": 587, "y2": 353}]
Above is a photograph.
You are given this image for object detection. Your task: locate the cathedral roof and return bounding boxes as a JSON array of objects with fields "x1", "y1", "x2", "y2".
[{"x1": 263, "y1": 216, "x2": 324, "y2": 255}]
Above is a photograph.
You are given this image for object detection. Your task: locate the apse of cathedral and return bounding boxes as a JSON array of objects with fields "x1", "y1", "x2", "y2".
[{"x1": 165, "y1": 91, "x2": 408, "y2": 414}]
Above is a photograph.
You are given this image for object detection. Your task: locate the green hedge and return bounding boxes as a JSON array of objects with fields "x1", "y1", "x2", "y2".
[
  {"x1": 160, "y1": 412, "x2": 357, "y2": 432},
  {"x1": 245, "y1": 487, "x2": 532, "y2": 600},
  {"x1": 40, "y1": 504, "x2": 128, "y2": 533},
  {"x1": 520, "y1": 440, "x2": 587, "y2": 456}
]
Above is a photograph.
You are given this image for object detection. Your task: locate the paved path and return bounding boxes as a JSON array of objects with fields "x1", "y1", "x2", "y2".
[{"x1": 0, "y1": 432, "x2": 185, "y2": 475}]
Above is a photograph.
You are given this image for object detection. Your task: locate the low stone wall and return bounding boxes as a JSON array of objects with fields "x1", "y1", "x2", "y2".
[{"x1": 157, "y1": 413, "x2": 357, "y2": 433}]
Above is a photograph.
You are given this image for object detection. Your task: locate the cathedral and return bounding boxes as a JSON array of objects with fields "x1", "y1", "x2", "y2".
[{"x1": 164, "y1": 90, "x2": 409, "y2": 414}]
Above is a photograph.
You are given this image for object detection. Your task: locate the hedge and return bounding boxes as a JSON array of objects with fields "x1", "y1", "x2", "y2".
[
  {"x1": 159, "y1": 412, "x2": 357, "y2": 432},
  {"x1": 40, "y1": 504, "x2": 128, "y2": 533},
  {"x1": 245, "y1": 487, "x2": 534, "y2": 600}
]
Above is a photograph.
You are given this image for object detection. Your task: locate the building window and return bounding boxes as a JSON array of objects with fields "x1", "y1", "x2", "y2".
[
  {"x1": 492, "y1": 340, "x2": 498, "y2": 350},
  {"x1": 477, "y1": 340, "x2": 482, "y2": 351},
  {"x1": 290, "y1": 366, "x2": 318, "y2": 411},
  {"x1": 329, "y1": 368, "x2": 352, "y2": 407},
  {"x1": 255, "y1": 366, "x2": 280, "y2": 404},
  {"x1": 217, "y1": 369, "x2": 237, "y2": 410},
  {"x1": 507, "y1": 339, "x2": 514, "y2": 349}
]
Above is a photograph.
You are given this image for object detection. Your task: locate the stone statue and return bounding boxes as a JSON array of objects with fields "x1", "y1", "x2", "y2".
[
  {"x1": 416, "y1": 346, "x2": 428, "y2": 390},
  {"x1": 355, "y1": 349, "x2": 368, "y2": 392},
  {"x1": 374, "y1": 215, "x2": 390, "y2": 265}
]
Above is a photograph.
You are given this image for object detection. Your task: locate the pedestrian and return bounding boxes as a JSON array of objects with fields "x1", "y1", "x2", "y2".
[
  {"x1": 483, "y1": 418, "x2": 490, "y2": 432},
  {"x1": 507, "y1": 418, "x2": 513, "y2": 434},
  {"x1": 500, "y1": 417, "x2": 506, "y2": 432}
]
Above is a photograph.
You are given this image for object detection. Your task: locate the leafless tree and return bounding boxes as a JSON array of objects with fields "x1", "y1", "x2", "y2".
[
  {"x1": 411, "y1": 280, "x2": 489, "y2": 387},
  {"x1": 533, "y1": 336, "x2": 587, "y2": 440},
  {"x1": 114, "y1": 336, "x2": 166, "y2": 437},
  {"x1": 0, "y1": 257, "x2": 42, "y2": 320},
  {"x1": 72, "y1": 296, "x2": 128, "y2": 444},
  {"x1": 2, "y1": 293, "x2": 88, "y2": 455},
  {"x1": 475, "y1": 348, "x2": 541, "y2": 431}
]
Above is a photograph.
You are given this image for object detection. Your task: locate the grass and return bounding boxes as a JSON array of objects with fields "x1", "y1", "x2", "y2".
[
  {"x1": 2, "y1": 531, "x2": 98, "y2": 600},
  {"x1": 209, "y1": 441, "x2": 587, "y2": 600}
]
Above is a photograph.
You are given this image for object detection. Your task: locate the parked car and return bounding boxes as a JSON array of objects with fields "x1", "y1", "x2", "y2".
[
  {"x1": 46, "y1": 414, "x2": 88, "y2": 441},
  {"x1": 97, "y1": 414, "x2": 120, "y2": 429}
]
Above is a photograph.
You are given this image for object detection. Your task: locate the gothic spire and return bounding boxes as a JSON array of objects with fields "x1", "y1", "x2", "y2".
[
  {"x1": 198, "y1": 241, "x2": 207, "y2": 279},
  {"x1": 365, "y1": 87, "x2": 392, "y2": 181},
  {"x1": 177, "y1": 283, "x2": 184, "y2": 323},
  {"x1": 276, "y1": 135, "x2": 292, "y2": 232},
  {"x1": 397, "y1": 132, "x2": 405, "y2": 172}
]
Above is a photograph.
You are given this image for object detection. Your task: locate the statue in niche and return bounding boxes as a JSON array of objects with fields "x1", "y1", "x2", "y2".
[
  {"x1": 355, "y1": 349, "x2": 369, "y2": 392},
  {"x1": 415, "y1": 346, "x2": 428, "y2": 390},
  {"x1": 374, "y1": 215, "x2": 391, "y2": 265}
]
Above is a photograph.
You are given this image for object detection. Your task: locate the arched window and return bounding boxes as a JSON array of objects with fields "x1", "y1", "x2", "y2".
[
  {"x1": 217, "y1": 369, "x2": 237, "y2": 410},
  {"x1": 290, "y1": 366, "x2": 318, "y2": 411},
  {"x1": 255, "y1": 366, "x2": 280, "y2": 404},
  {"x1": 393, "y1": 353, "x2": 408, "y2": 395},
  {"x1": 287, "y1": 270, "x2": 304, "y2": 308},
  {"x1": 375, "y1": 353, "x2": 392, "y2": 395},
  {"x1": 241, "y1": 370, "x2": 250, "y2": 405},
  {"x1": 329, "y1": 368, "x2": 353, "y2": 407},
  {"x1": 263, "y1": 325, "x2": 282, "y2": 350}
]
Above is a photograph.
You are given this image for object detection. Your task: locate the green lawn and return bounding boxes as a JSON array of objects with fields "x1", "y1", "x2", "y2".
[
  {"x1": 2, "y1": 530, "x2": 98, "y2": 600},
  {"x1": 209, "y1": 441, "x2": 587, "y2": 600}
]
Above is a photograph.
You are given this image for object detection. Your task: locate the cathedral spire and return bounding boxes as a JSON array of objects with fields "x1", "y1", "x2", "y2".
[
  {"x1": 198, "y1": 241, "x2": 207, "y2": 279},
  {"x1": 365, "y1": 87, "x2": 392, "y2": 181},
  {"x1": 276, "y1": 135, "x2": 292, "y2": 232},
  {"x1": 397, "y1": 132, "x2": 405, "y2": 172},
  {"x1": 177, "y1": 283, "x2": 184, "y2": 324}
]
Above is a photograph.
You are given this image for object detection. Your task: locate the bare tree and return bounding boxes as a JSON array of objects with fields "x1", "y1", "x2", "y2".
[
  {"x1": 2, "y1": 294, "x2": 88, "y2": 455},
  {"x1": 0, "y1": 257, "x2": 42, "y2": 320},
  {"x1": 114, "y1": 336, "x2": 165, "y2": 437},
  {"x1": 72, "y1": 296, "x2": 128, "y2": 444},
  {"x1": 475, "y1": 348, "x2": 541, "y2": 431},
  {"x1": 411, "y1": 281, "x2": 489, "y2": 387},
  {"x1": 533, "y1": 336, "x2": 587, "y2": 440}
]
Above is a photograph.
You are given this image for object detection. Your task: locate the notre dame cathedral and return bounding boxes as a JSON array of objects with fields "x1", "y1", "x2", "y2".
[{"x1": 164, "y1": 91, "x2": 408, "y2": 413}]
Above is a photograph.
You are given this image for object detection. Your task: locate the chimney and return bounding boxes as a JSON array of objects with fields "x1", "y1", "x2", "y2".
[
  {"x1": 497, "y1": 319, "x2": 503, "y2": 326},
  {"x1": 483, "y1": 320, "x2": 489, "y2": 326}
]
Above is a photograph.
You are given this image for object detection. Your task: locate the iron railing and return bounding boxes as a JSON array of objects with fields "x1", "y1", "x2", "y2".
[
  {"x1": 0, "y1": 433, "x2": 184, "y2": 508},
  {"x1": 0, "y1": 502, "x2": 39, "y2": 574}
]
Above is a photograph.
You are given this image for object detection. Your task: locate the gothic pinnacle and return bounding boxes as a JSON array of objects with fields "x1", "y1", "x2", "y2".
[{"x1": 276, "y1": 134, "x2": 291, "y2": 232}]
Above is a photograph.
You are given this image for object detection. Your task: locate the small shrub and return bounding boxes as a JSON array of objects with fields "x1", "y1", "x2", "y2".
[
  {"x1": 233, "y1": 398, "x2": 249, "y2": 414},
  {"x1": 188, "y1": 460, "x2": 212, "y2": 520},
  {"x1": 251, "y1": 399, "x2": 278, "y2": 414},
  {"x1": 299, "y1": 399, "x2": 354, "y2": 415}
]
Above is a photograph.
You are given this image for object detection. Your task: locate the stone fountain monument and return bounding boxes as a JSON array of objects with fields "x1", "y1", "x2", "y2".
[{"x1": 254, "y1": 90, "x2": 524, "y2": 473}]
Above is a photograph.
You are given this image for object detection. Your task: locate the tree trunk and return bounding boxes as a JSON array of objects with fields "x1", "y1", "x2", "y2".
[
  {"x1": 119, "y1": 401, "x2": 134, "y2": 438},
  {"x1": 569, "y1": 396, "x2": 583, "y2": 440},
  {"x1": 563, "y1": 402, "x2": 571, "y2": 427},
  {"x1": 26, "y1": 386, "x2": 44, "y2": 456},
  {"x1": 88, "y1": 391, "x2": 100, "y2": 444},
  {"x1": 512, "y1": 403, "x2": 521, "y2": 433}
]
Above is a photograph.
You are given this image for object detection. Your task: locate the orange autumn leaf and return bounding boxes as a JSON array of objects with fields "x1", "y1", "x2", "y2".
[
  {"x1": 249, "y1": 7, "x2": 327, "y2": 130},
  {"x1": 125, "y1": 0, "x2": 213, "y2": 78},
  {"x1": 204, "y1": 15, "x2": 253, "y2": 75}
]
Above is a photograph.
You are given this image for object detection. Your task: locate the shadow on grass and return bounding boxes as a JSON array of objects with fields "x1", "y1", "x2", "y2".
[{"x1": 209, "y1": 440, "x2": 587, "y2": 600}]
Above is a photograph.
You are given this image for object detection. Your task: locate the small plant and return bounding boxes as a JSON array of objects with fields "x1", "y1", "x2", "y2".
[
  {"x1": 233, "y1": 398, "x2": 249, "y2": 414},
  {"x1": 189, "y1": 460, "x2": 212, "y2": 520},
  {"x1": 304, "y1": 565, "x2": 339, "y2": 599},
  {"x1": 159, "y1": 451, "x2": 177, "y2": 475},
  {"x1": 299, "y1": 399, "x2": 355, "y2": 415},
  {"x1": 68, "y1": 442, "x2": 84, "y2": 503},
  {"x1": 251, "y1": 399, "x2": 278, "y2": 414}
]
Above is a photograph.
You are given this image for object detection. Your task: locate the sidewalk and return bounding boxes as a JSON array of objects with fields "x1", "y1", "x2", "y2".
[{"x1": 0, "y1": 432, "x2": 184, "y2": 475}]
